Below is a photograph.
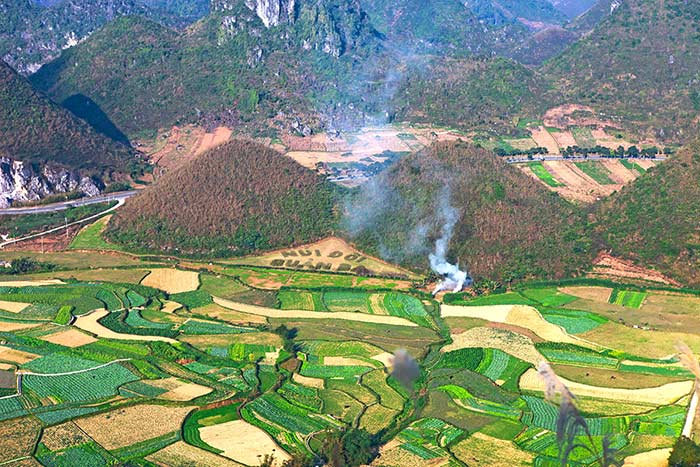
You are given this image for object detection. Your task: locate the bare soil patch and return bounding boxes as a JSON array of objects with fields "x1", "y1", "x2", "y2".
[
  {"x1": 589, "y1": 253, "x2": 679, "y2": 285},
  {"x1": 600, "y1": 159, "x2": 638, "y2": 184},
  {"x1": 541, "y1": 161, "x2": 602, "y2": 203},
  {"x1": 192, "y1": 303, "x2": 268, "y2": 325},
  {"x1": 636, "y1": 159, "x2": 658, "y2": 170},
  {"x1": 160, "y1": 300, "x2": 183, "y2": 314},
  {"x1": 141, "y1": 268, "x2": 200, "y2": 294},
  {"x1": 40, "y1": 328, "x2": 97, "y2": 348},
  {"x1": 195, "y1": 127, "x2": 232, "y2": 156},
  {"x1": 550, "y1": 129, "x2": 577, "y2": 149},
  {"x1": 199, "y1": 419, "x2": 291, "y2": 466},
  {"x1": 529, "y1": 126, "x2": 560, "y2": 154},
  {"x1": 543, "y1": 104, "x2": 616, "y2": 129},
  {"x1": 75, "y1": 404, "x2": 194, "y2": 450},
  {"x1": 0, "y1": 279, "x2": 63, "y2": 287}
]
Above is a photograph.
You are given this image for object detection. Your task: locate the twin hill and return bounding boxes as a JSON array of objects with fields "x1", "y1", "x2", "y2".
[
  {"x1": 344, "y1": 141, "x2": 592, "y2": 282},
  {"x1": 106, "y1": 140, "x2": 339, "y2": 256},
  {"x1": 594, "y1": 140, "x2": 700, "y2": 287},
  {"x1": 0, "y1": 61, "x2": 134, "y2": 172}
]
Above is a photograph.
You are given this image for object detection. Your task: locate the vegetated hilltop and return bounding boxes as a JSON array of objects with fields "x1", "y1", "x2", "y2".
[
  {"x1": 546, "y1": 0, "x2": 598, "y2": 18},
  {"x1": 345, "y1": 141, "x2": 592, "y2": 282},
  {"x1": 0, "y1": 60, "x2": 134, "y2": 172},
  {"x1": 106, "y1": 140, "x2": 339, "y2": 256},
  {"x1": 390, "y1": 57, "x2": 545, "y2": 134},
  {"x1": 0, "y1": 0, "x2": 210, "y2": 74},
  {"x1": 542, "y1": 0, "x2": 700, "y2": 142},
  {"x1": 31, "y1": 2, "x2": 380, "y2": 137},
  {"x1": 594, "y1": 140, "x2": 700, "y2": 287}
]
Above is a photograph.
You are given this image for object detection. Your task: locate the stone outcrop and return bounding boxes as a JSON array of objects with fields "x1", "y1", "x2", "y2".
[{"x1": 0, "y1": 158, "x2": 102, "y2": 208}]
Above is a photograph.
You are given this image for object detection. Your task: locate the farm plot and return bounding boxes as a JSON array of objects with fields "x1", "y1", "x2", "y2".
[
  {"x1": 0, "y1": 345, "x2": 38, "y2": 364},
  {"x1": 540, "y1": 309, "x2": 607, "y2": 334},
  {"x1": 609, "y1": 289, "x2": 647, "y2": 308},
  {"x1": 145, "y1": 377, "x2": 213, "y2": 401},
  {"x1": 75, "y1": 404, "x2": 194, "y2": 450},
  {"x1": 519, "y1": 368, "x2": 693, "y2": 405},
  {"x1": 23, "y1": 361, "x2": 139, "y2": 404},
  {"x1": 141, "y1": 269, "x2": 200, "y2": 294},
  {"x1": 245, "y1": 392, "x2": 331, "y2": 436},
  {"x1": 443, "y1": 327, "x2": 543, "y2": 365},
  {"x1": 147, "y1": 441, "x2": 246, "y2": 467},
  {"x1": 74, "y1": 310, "x2": 178, "y2": 343},
  {"x1": 574, "y1": 161, "x2": 617, "y2": 185},
  {"x1": 278, "y1": 290, "x2": 321, "y2": 311},
  {"x1": 0, "y1": 416, "x2": 41, "y2": 462},
  {"x1": 199, "y1": 419, "x2": 291, "y2": 465},
  {"x1": 383, "y1": 293, "x2": 432, "y2": 327},
  {"x1": 39, "y1": 329, "x2": 97, "y2": 348},
  {"x1": 526, "y1": 162, "x2": 564, "y2": 187},
  {"x1": 377, "y1": 418, "x2": 464, "y2": 467},
  {"x1": 323, "y1": 291, "x2": 373, "y2": 314},
  {"x1": 213, "y1": 297, "x2": 418, "y2": 327},
  {"x1": 452, "y1": 432, "x2": 534, "y2": 467}
]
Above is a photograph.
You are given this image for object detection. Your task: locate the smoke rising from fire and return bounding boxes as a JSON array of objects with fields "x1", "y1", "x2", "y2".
[
  {"x1": 429, "y1": 188, "x2": 472, "y2": 294},
  {"x1": 391, "y1": 349, "x2": 420, "y2": 389}
]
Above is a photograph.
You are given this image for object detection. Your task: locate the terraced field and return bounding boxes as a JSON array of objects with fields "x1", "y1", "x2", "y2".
[{"x1": 0, "y1": 258, "x2": 693, "y2": 467}]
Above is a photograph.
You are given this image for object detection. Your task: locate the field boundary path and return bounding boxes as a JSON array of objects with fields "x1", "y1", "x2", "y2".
[
  {"x1": 682, "y1": 390, "x2": 699, "y2": 437},
  {"x1": 0, "y1": 198, "x2": 126, "y2": 249}
]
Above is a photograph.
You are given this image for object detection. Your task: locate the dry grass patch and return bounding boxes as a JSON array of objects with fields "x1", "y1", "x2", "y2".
[
  {"x1": 0, "y1": 300, "x2": 30, "y2": 313},
  {"x1": 581, "y1": 322, "x2": 700, "y2": 359},
  {"x1": 559, "y1": 286, "x2": 613, "y2": 302},
  {"x1": 75, "y1": 310, "x2": 177, "y2": 343},
  {"x1": 442, "y1": 305, "x2": 592, "y2": 348},
  {"x1": 76, "y1": 404, "x2": 194, "y2": 450},
  {"x1": 0, "y1": 416, "x2": 41, "y2": 462},
  {"x1": 223, "y1": 236, "x2": 418, "y2": 279},
  {"x1": 147, "y1": 440, "x2": 244, "y2": 467},
  {"x1": 372, "y1": 352, "x2": 394, "y2": 369},
  {"x1": 519, "y1": 368, "x2": 692, "y2": 404},
  {"x1": 160, "y1": 300, "x2": 183, "y2": 314},
  {"x1": 41, "y1": 421, "x2": 90, "y2": 451},
  {"x1": 372, "y1": 444, "x2": 449, "y2": 467},
  {"x1": 0, "y1": 321, "x2": 40, "y2": 332},
  {"x1": 199, "y1": 419, "x2": 291, "y2": 466},
  {"x1": 148, "y1": 377, "x2": 212, "y2": 401},
  {"x1": 180, "y1": 332, "x2": 282, "y2": 349},
  {"x1": 40, "y1": 328, "x2": 97, "y2": 348},
  {"x1": 452, "y1": 433, "x2": 534, "y2": 467},
  {"x1": 142, "y1": 269, "x2": 200, "y2": 294},
  {"x1": 195, "y1": 303, "x2": 268, "y2": 325},
  {"x1": 0, "y1": 279, "x2": 63, "y2": 287},
  {"x1": 0, "y1": 345, "x2": 38, "y2": 364},
  {"x1": 214, "y1": 297, "x2": 418, "y2": 327},
  {"x1": 622, "y1": 448, "x2": 672, "y2": 467},
  {"x1": 443, "y1": 327, "x2": 542, "y2": 365},
  {"x1": 293, "y1": 373, "x2": 324, "y2": 389}
]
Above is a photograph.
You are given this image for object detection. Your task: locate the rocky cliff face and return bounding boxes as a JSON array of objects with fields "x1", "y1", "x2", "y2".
[
  {"x1": 0, "y1": 159, "x2": 101, "y2": 208},
  {"x1": 212, "y1": 0, "x2": 375, "y2": 58}
]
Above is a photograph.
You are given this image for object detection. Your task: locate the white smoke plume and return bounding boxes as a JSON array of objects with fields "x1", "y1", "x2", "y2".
[{"x1": 429, "y1": 189, "x2": 472, "y2": 294}]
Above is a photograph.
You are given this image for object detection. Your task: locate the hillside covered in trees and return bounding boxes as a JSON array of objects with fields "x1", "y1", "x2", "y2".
[
  {"x1": 542, "y1": 0, "x2": 700, "y2": 141},
  {"x1": 344, "y1": 141, "x2": 593, "y2": 282},
  {"x1": 106, "y1": 140, "x2": 339, "y2": 256},
  {"x1": 0, "y1": 60, "x2": 134, "y2": 172},
  {"x1": 594, "y1": 140, "x2": 700, "y2": 287}
]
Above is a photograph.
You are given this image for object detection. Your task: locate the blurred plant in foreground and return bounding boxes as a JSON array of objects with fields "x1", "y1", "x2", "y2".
[{"x1": 538, "y1": 361, "x2": 621, "y2": 467}]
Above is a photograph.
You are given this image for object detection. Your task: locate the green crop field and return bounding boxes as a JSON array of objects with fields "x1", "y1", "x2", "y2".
[
  {"x1": 0, "y1": 244, "x2": 691, "y2": 466},
  {"x1": 527, "y1": 162, "x2": 565, "y2": 187},
  {"x1": 70, "y1": 217, "x2": 126, "y2": 251},
  {"x1": 574, "y1": 161, "x2": 617, "y2": 185},
  {"x1": 571, "y1": 127, "x2": 597, "y2": 147},
  {"x1": 620, "y1": 159, "x2": 646, "y2": 174},
  {"x1": 609, "y1": 289, "x2": 646, "y2": 308}
]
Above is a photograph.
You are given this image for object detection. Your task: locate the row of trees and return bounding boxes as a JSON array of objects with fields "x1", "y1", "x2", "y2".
[{"x1": 562, "y1": 145, "x2": 672, "y2": 158}]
